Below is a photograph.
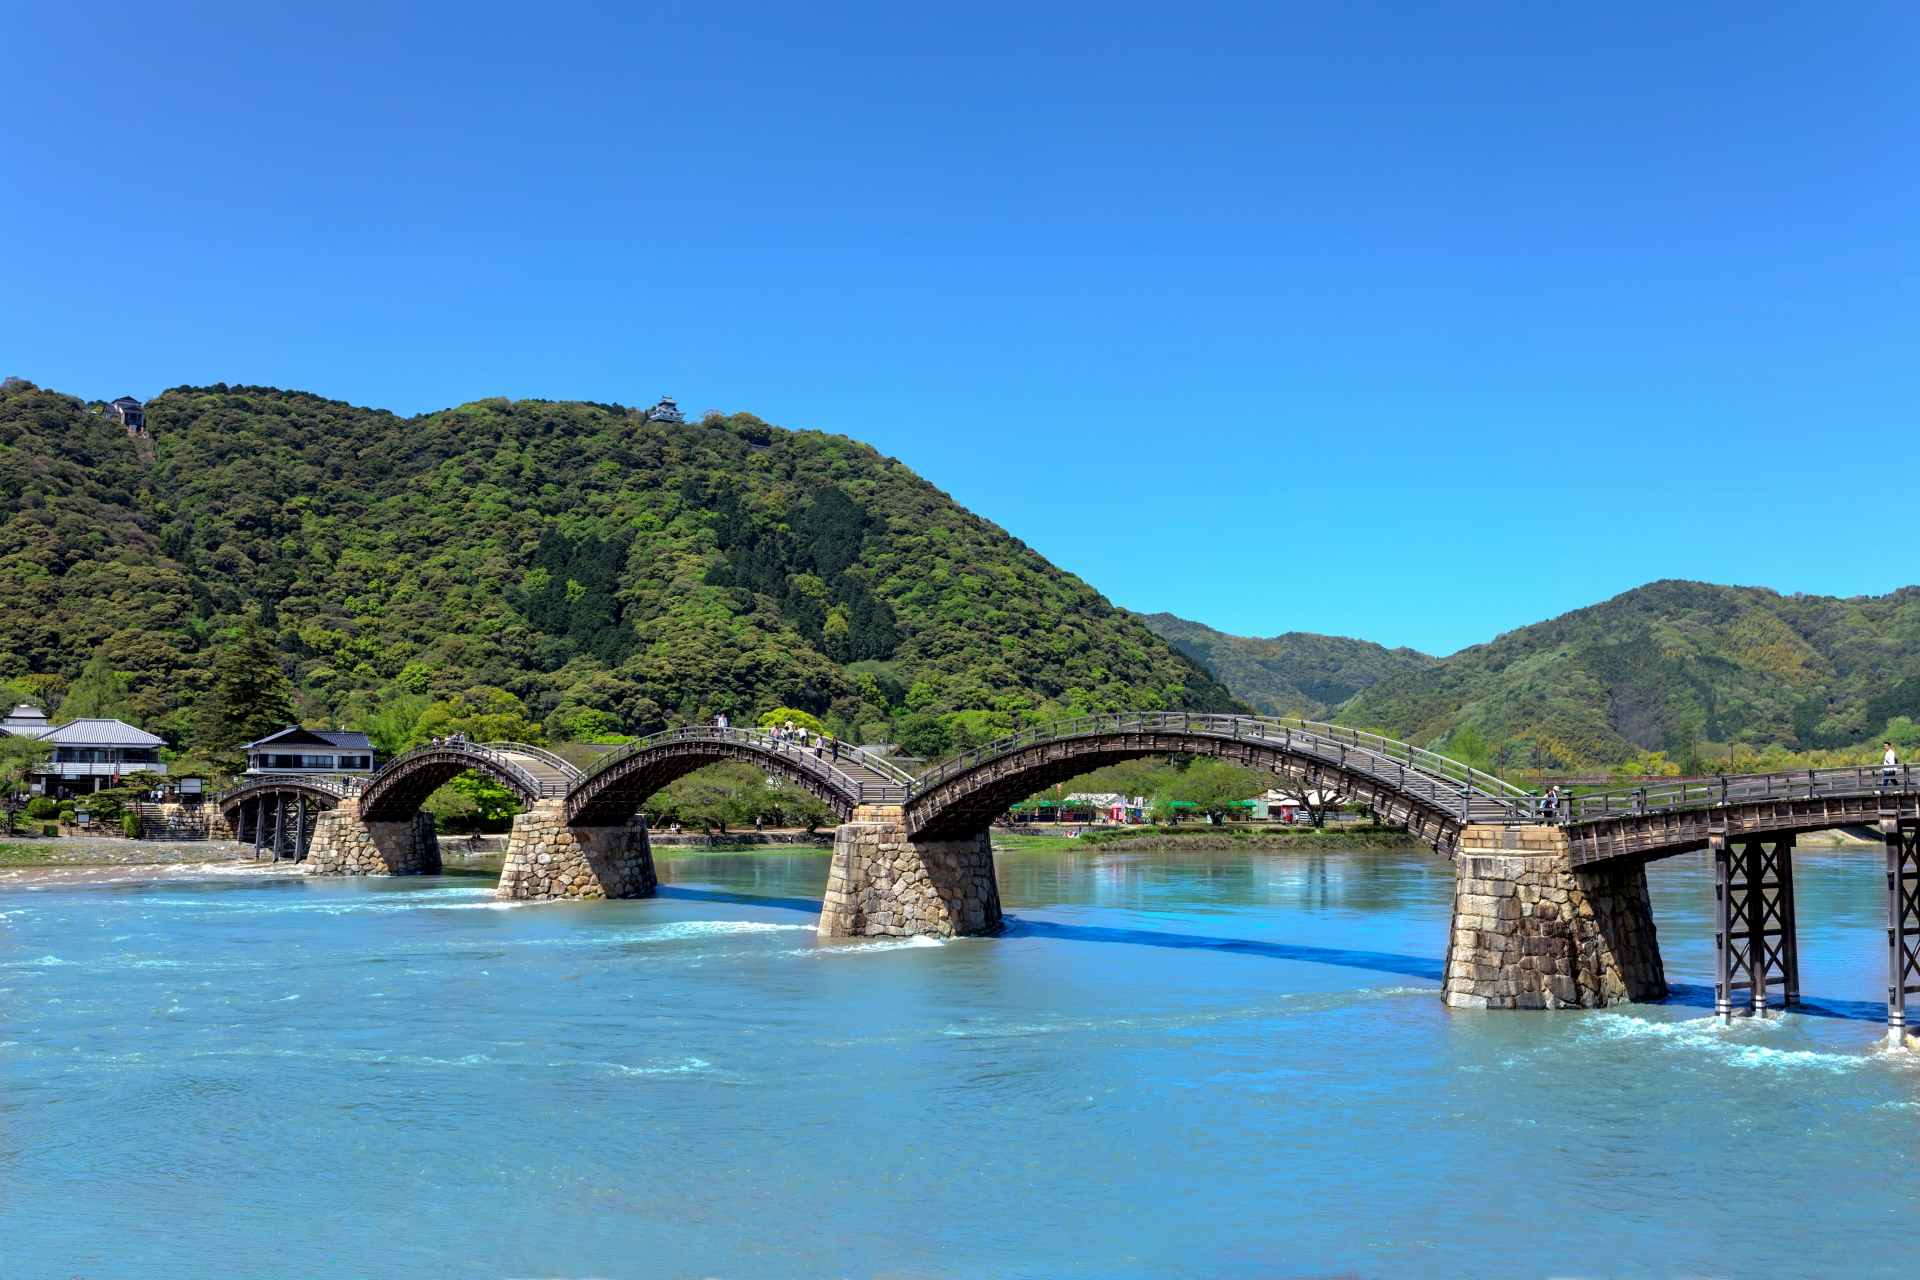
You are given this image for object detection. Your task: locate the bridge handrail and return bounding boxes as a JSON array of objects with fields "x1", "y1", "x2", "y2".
[
  {"x1": 480, "y1": 741, "x2": 586, "y2": 782},
  {"x1": 573, "y1": 725, "x2": 911, "y2": 804},
  {"x1": 367, "y1": 739, "x2": 563, "y2": 800},
  {"x1": 836, "y1": 742, "x2": 918, "y2": 785},
  {"x1": 904, "y1": 712, "x2": 1532, "y2": 820},
  {"x1": 215, "y1": 773, "x2": 360, "y2": 806},
  {"x1": 1563, "y1": 762, "x2": 1920, "y2": 823}
]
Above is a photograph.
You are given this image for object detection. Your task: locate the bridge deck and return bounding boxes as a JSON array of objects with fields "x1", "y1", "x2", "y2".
[{"x1": 211, "y1": 714, "x2": 1920, "y2": 865}]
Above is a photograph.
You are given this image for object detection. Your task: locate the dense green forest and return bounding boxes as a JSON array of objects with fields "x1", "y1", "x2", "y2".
[
  {"x1": 1336, "y1": 579, "x2": 1920, "y2": 770},
  {"x1": 1142, "y1": 613, "x2": 1433, "y2": 718},
  {"x1": 0, "y1": 379, "x2": 1242, "y2": 766}
]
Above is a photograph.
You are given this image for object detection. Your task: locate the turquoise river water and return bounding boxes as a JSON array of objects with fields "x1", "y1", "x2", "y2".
[{"x1": 4, "y1": 841, "x2": 1915, "y2": 1279}]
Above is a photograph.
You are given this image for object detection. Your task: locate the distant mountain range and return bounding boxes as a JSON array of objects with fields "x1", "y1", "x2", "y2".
[
  {"x1": 1139, "y1": 614, "x2": 1432, "y2": 719},
  {"x1": 1146, "y1": 580, "x2": 1920, "y2": 767}
]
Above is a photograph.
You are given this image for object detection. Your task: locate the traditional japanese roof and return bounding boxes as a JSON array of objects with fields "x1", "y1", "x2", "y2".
[
  {"x1": 239, "y1": 725, "x2": 373, "y2": 752},
  {"x1": 1, "y1": 704, "x2": 51, "y2": 735},
  {"x1": 110, "y1": 396, "x2": 143, "y2": 409},
  {"x1": 39, "y1": 718, "x2": 166, "y2": 747}
]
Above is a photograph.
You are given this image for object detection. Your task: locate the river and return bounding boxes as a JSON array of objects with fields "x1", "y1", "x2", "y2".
[{"x1": 4, "y1": 841, "x2": 1913, "y2": 1278}]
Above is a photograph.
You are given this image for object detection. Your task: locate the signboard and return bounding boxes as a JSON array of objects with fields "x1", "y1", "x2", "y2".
[
  {"x1": 179, "y1": 778, "x2": 203, "y2": 794},
  {"x1": 74, "y1": 810, "x2": 90, "y2": 824}
]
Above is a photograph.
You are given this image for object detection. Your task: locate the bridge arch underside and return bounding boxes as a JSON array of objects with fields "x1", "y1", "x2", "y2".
[
  {"x1": 1568, "y1": 792, "x2": 1920, "y2": 868},
  {"x1": 904, "y1": 731, "x2": 1467, "y2": 853},
  {"x1": 219, "y1": 781, "x2": 343, "y2": 829},
  {"x1": 357, "y1": 751, "x2": 545, "y2": 822},
  {"x1": 567, "y1": 742, "x2": 857, "y2": 827}
]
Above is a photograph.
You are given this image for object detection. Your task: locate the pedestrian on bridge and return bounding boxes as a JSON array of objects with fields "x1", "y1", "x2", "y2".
[{"x1": 1884, "y1": 742, "x2": 1899, "y2": 787}]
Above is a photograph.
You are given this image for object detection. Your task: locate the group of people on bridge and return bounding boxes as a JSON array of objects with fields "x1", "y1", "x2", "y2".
[{"x1": 714, "y1": 715, "x2": 845, "y2": 763}]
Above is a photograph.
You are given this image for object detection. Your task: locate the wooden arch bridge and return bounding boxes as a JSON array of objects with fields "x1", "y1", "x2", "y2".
[{"x1": 217, "y1": 712, "x2": 1920, "y2": 1039}]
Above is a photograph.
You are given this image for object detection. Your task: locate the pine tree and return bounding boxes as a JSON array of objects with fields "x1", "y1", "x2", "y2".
[
  {"x1": 198, "y1": 624, "x2": 297, "y2": 761},
  {"x1": 58, "y1": 647, "x2": 139, "y2": 724}
]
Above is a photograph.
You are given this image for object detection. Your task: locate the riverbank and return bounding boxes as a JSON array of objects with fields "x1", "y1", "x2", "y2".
[
  {"x1": 648, "y1": 830, "x2": 832, "y2": 849},
  {"x1": 996, "y1": 825, "x2": 1425, "y2": 854},
  {"x1": 0, "y1": 837, "x2": 264, "y2": 868}
]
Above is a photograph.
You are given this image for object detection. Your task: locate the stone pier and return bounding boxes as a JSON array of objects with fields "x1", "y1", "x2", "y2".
[
  {"x1": 1442, "y1": 824, "x2": 1666, "y2": 1009},
  {"x1": 495, "y1": 799, "x2": 657, "y2": 901},
  {"x1": 817, "y1": 805, "x2": 1001, "y2": 939},
  {"x1": 305, "y1": 798, "x2": 441, "y2": 876}
]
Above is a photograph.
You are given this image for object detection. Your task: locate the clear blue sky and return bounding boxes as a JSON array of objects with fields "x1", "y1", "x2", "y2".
[{"x1": 5, "y1": 3, "x2": 1914, "y2": 655}]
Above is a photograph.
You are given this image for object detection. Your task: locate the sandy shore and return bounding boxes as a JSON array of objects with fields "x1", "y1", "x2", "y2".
[
  {"x1": 0, "y1": 858, "x2": 310, "y2": 889},
  {"x1": 0, "y1": 837, "x2": 316, "y2": 888}
]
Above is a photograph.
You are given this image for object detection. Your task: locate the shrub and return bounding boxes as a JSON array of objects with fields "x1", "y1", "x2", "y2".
[
  {"x1": 757, "y1": 707, "x2": 825, "y2": 734},
  {"x1": 122, "y1": 812, "x2": 141, "y2": 838},
  {"x1": 25, "y1": 797, "x2": 56, "y2": 819}
]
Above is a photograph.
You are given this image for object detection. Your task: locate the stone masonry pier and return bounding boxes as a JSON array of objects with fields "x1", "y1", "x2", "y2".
[
  {"x1": 1443, "y1": 824, "x2": 1666, "y2": 1009},
  {"x1": 306, "y1": 798, "x2": 441, "y2": 876},
  {"x1": 818, "y1": 805, "x2": 1000, "y2": 939},
  {"x1": 495, "y1": 799, "x2": 657, "y2": 901}
]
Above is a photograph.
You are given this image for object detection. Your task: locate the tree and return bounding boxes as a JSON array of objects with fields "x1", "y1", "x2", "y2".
[
  {"x1": 1169, "y1": 759, "x2": 1267, "y2": 823},
  {"x1": 423, "y1": 771, "x2": 525, "y2": 832},
  {"x1": 1269, "y1": 773, "x2": 1340, "y2": 828},
  {"x1": 355, "y1": 694, "x2": 431, "y2": 756},
  {"x1": 0, "y1": 734, "x2": 52, "y2": 823},
  {"x1": 5, "y1": 673, "x2": 67, "y2": 717},
  {"x1": 414, "y1": 688, "x2": 544, "y2": 744},
  {"x1": 58, "y1": 647, "x2": 138, "y2": 724},
  {"x1": 757, "y1": 707, "x2": 825, "y2": 734},
  {"x1": 197, "y1": 624, "x2": 298, "y2": 764},
  {"x1": 1447, "y1": 725, "x2": 1493, "y2": 771}
]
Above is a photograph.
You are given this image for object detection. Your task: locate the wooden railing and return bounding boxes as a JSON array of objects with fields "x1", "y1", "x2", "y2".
[
  {"x1": 573, "y1": 725, "x2": 912, "y2": 806},
  {"x1": 219, "y1": 711, "x2": 1917, "y2": 835},
  {"x1": 906, "y1": 712, "x2": 1532, "y2": 824},
  {"x1": 217, "y1": 773, "x2": 361, "y2": 806},
  {"x1": 1559, "y1": 763, "x2": 1920, "y2": 823},
  {"x1": 364, "y1": 740, "x2": 566, "y2": 800},
  {"x1": 482, "y1": 741, "x2": 585, "y2": 782}
]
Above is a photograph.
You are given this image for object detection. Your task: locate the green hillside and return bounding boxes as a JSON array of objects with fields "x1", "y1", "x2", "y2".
[
  {"x1": 1141, "y1": 613, "x2": 1434, "y2": 718},
  {"x1": 1337, "y1": 579, "x2": 1920, "y2": 769},
  {"x1": 0, "y1": 379, "x2": 1244, "y2": 759}
]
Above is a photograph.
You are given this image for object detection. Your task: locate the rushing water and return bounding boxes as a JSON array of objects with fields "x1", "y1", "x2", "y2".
[{"x1": 5, "y1": 841, "x2": 1914, "y2": 1279}]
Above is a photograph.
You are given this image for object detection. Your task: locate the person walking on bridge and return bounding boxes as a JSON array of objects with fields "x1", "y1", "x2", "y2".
[{"x1": 1884, "y1": 742, "x2": 1899, "y2": 787}]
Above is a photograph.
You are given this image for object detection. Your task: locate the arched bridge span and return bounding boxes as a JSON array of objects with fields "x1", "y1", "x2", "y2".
[
  {"x1": 904, "y1": 713, "x2": 1528, "y2": 855},
  {"x1": 356, "y1": 741, "x2": 580, "y2": 821},
  {"x1": 218, "y1": 773, "x2": 359, "y2": 827},
  {"x1": 565, "y1": 727, "x2": 909, "y2": 826}
]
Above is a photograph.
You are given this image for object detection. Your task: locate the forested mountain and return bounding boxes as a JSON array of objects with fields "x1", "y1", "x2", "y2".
[
  {"x1": 1337, "y1": 580, "x2": 1920, "y2": 768},
  {"x1": 0, "y1": 379, "x2": 1243, "y2": 759},
  {"x1": 1141, "y1": 613, "x2": 1434, "y2": 718}
]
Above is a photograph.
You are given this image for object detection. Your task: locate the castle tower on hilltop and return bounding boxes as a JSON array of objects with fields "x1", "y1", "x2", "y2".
[
  {"x1": 108, "y1": 396, "x2": 147, "y2": 436},
  {"x1": 645, "y1": 396, "x2": 685, "y2": 424}
]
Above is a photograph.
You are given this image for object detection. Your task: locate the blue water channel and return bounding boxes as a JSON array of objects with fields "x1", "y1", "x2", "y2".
[{"x1": 5, "y1": 841, "x2": 1914, "y2": 1278}]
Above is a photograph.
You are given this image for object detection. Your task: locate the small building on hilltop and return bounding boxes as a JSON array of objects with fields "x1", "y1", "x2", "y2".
[
  {"x1": 645, "y1": 396, "x2": 686, "y2": 424},
  {"x1": 239, "y1": 725, "x2": 376, "y2": 777},
  {"x1": 108, "y1": 396, "x2": 147, "y2": 436}
]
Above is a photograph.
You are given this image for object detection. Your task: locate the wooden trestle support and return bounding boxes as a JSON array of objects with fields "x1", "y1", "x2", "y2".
[
  {"x1": 1712, "y1": 833, "x2": 1800, "y2": 1021},
  {"x1": 1885, "y1": 817, "x2": 1920, "y2": 1047},
  {"x1": 237, "y1": 793, "x2": 316, "y2": 862}
]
